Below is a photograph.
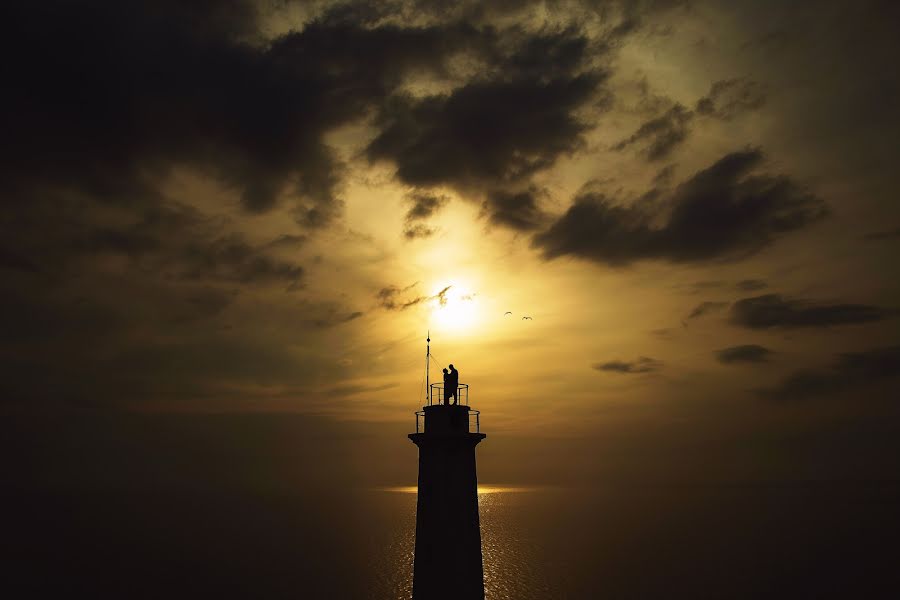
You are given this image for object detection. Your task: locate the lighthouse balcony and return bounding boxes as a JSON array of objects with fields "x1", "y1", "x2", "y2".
[
  {"x1": 427, "y1": 383, "x2": 469, "y2": 407},
  {"x1": 414, "y1": 384, "x2": 480, "y2": 434}
]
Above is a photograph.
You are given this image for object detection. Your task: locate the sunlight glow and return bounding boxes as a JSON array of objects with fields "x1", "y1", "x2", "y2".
[{"x1": 429, "y1": 282, "x2": 480, "y2": 332}]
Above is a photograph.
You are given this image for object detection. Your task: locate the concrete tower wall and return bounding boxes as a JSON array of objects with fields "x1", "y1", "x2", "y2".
[{"x1": 409, "y1": 405, "x2": 486, "y2": 600}]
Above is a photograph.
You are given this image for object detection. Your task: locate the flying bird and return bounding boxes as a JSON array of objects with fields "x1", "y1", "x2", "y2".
[
  {"x1": 522, "y1": 316, "x2": 532, "y2": 320},
  {"x1": 504, "y1": 311, "x2": 512, "y2": 315}
]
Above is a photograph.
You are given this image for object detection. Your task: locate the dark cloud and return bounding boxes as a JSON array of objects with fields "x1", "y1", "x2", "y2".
[
  {"x1": 0, "y1": 290, "x2": 125, "y2": 346},
  {"x1": 735, "y1": 279, "x2": 767, "y2": 291},
  {"x1": 686, "y1": 301, "x2": 729, "y2": 320},
  {"x1": 759, "y1": 346, "x2": 900, "y2": 400},
  {"x1": 0, "y1": 288, "x2": 353, "y2": 411},
  {"x1": 434, "y1": 286, "x2": 453, "y2": 306},
  {"x1": 179, "y1": 235, "x2": 305, "y2": 287},
  {"x1": 103, "y1": 335, "x2": 337, "y2": 396},
  {"x1": 405, "y1": 192, "x2": 449, "y2": 221},
  {"x1": 730, "y1": 294, "x2": 895, "y2": 329},
  {"x1": 366, "y1": 25, "x2": 608, "y2": 202},
  {"x1": 377, "y1": 285, "x2": 423, "y2": 311},
  {"x1": 375, "y1": 281, "x2": 427, "y2": 310},
  {"x1": 686, "y1": 280, "x2": 725, "y2": 293},
  {"x1": 306, "y1": 308, "x2": 365, "y2": 329},
  {"x1": 183, "y1": 288, "x2": 237, "y2": 320},
  {"x1": 75, "y1": 228, "x2": 162, "y2": 259},
  {"x1": 369, "y1": 73, "x2": 603, "y2": 189},
  {"x1": 377, "y1": 283, "x2": 451, "y2": 311},
  {"x1": 403, "y1": 192, "x2": 448, "y2": 239},
  {"x1": 593, "y1": 356, "x2": 663, "y2": 373},
  {"x1": 653, "y1": 164, "x2": 678, "y2": 187},
  {"x1": 863, "y1": 227, "x2": 900, "y2": 241},
  {"x1": 72, "y1": 204, "x2": 306, "y2": 288},
  {"x1": 613, "y1": 104, "x2": 693, "y2": 160},
  {"x1": 695, "y1": 78, "x2": 766, "y2": 120},
  {"x1": 614, "y1": 77, "x2": 764, "y2": 162},
  {"x1": 534, "y1": 149, "x2": 828, "y2": 265},
  {"x1": 716, "y1": 344, "x2": 773, "y2": 364},
  {"x1": 483, "y1": 188, "x2": 549, "y2": 231},
  {"x1": 265, "y1": 234, "x2": 308, "y2": 249},
  {"x1": 1, "y1": 1, "x2": 498, "y2": 226},
  {"x1": 0, "y1": 246, "x2": 39, "y2": 273},
  {"x1": 403, "y1": 224, "x2": 438, "y2": 240}
]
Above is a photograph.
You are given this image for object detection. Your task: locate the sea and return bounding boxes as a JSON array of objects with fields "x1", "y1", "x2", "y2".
[
  {"x1": 5, "y1": 411, "x2": 899, "y2": 599},
  {"x1": 361, "y1": 483, "x2": 899, "y2": 599},
  {"x1": 5, "y1": 481, "x2": 900, "y2": 598}
]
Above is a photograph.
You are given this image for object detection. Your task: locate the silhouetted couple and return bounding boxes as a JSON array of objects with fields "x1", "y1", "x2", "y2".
[{"x1": 442, "y1": 364, "x2": 459, "y2": 405}]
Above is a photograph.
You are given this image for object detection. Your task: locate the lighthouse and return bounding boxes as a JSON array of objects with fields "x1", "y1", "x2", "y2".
[{"x1": 408, "y1": 334, "x2": 486, "y2": 600}]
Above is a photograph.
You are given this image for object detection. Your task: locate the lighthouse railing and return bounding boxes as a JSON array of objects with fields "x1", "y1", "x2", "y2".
[
  {"x1": 414, "y1": 407, "x2": 481, "y2": 434},
  {"x1": 427, "y1": 383, "x2": 469, "y2": 407}
]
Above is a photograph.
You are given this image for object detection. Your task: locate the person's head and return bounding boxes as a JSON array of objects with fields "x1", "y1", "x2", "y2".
[
  {"x1": 449, "y1": 364, "x2": 455, "y2": 370},
  {"x1": 442, "y1": 368, "x2": 448, "y2": 374}
]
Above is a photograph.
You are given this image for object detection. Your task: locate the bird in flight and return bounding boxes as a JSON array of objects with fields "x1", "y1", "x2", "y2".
[
  {"x1": 522, "y1": 316, "x2": 532, "y2": 320},
  {"x1": 504, "y1": 311, "x2": 512, "y2": 315}
]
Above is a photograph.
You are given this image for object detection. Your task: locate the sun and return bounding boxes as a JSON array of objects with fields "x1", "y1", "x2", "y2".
[{"x1": 430, "y1": 283, "x2": 480, "y2": 332}]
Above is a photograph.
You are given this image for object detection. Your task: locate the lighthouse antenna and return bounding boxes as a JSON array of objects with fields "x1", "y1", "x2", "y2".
[{"x1": 426, "y1": 331, "x2": 431, "y2": 405}]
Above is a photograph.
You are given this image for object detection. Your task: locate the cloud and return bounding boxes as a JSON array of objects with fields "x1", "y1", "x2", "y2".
[
  {"x1": 613, "y1": 104, "x2": 693, "y2": 160},
  {"x1": 482, "y1": 188, "x2": 549, "y2": 231},
  {"x1": 2, "y1": 1, "x2": 501, "y2": 227},
  {"x1": 715, "y1": 344, "x2": 773, "y2": 364},
  {"x1": 758, "y1": 346, "x2": 900, "y2": 400},
  {"x1": 368, "y1": 73, "x2": 603, "y2": 189},
  {"x1": 695, "y1": 78, "x2": 766, "y2": 120},
  {"x1": 534, "y1": 149, "x2": 828, "y2": 265},
  {"x1": 735, "y1": 279, "x2": 767, "y2": 291},
  {"x1": 74, "y1": 204, "x2": 306, "y2": 288},
  {"x1": 366, "y1": 25, "x2": 609, "y2": 202},
  {"x1": 377, "y1": 284, "x2": 424, "y2": 310},
  {"x1": 377, "y1": 283, "x2": 451, "y2": 311},
  {"x1": 0, "y1": 289, "x2": 353, "y2": 409},
  {"x1": 403, "y1": 224, "x2": 438, "y2": 240},
  {"x1": 315, "y1": 311, "x2": 364, "y2": 328},
  {"x1": 76, "y1": 227, "x2": 161, "y2": 259},
  {"x1": 303, "y1": 307, "x2": 365, "y2": 329},
  {"x1": 653, "y1": 164, "x2": 678, "y2": 186},
  {"x1": 685, "y1": 280, "x2": 725, "y2": 293},
  {"x1": 183, "y1": 288, "x2": 238, "y2": 320},
  {"x1": 686, "y1": 301, "x2": 729, "y2": 320},
  {"x1": 405, "y1": 192, "x2": 448, "y2": 221},
  {"x1": 0, "y1": 245, "x2": 39, "y2": 273},
  {"x1": 863, "y1": 227, "x2": 900, "y2": 241},
  {"x1": 403, "y1": 192, "x2": 448, "y2": 239},
  {"x1": 180, "y1": 235, "x2": 305, "y2": 286},
  {"x1": 730, "y1": 294, "x2": 894, "y2": 329},
  {"x1": 613, "y1": 78, "x2": 764, "y2": 162},
  {"x1": 593, "y1": 356, "x2": 663, "y2": 373},
  {"x1": 265, "y1": 234, "x2": 308, "y2": 249}
]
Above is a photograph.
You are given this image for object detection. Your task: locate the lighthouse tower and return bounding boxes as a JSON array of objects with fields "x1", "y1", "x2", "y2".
[{"x1": 408, "y1": 334, "x2": 486, "y2": 600}]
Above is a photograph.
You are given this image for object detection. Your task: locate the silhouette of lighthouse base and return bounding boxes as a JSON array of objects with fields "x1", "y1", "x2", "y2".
[{"x1": 409, "y1": 404, "x2": 486, "y2": 600}]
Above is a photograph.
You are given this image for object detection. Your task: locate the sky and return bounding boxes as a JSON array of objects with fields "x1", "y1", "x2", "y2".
[
  {"x1": 3, "y1": 0, "x2": 900, "y2": 493},
  {"x1": 4, "y1": 2, "x2": 900, "y2": 597}
]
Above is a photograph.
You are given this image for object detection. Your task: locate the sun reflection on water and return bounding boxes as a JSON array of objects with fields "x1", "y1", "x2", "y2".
[
  {"x1": 372, "y1": 486, "x2": 548, "y2": 599},
  {"x1": 374, "y1": 485, "x2": 536, "y2": 495}
]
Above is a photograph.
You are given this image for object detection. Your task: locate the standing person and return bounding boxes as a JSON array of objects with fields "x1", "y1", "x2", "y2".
[
  {"x1": 441, "y1": 368, "x2": 449, "y2": 405},
  {"x1": 448, "y1": 364, "x2": 459, "y2": 405}
]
